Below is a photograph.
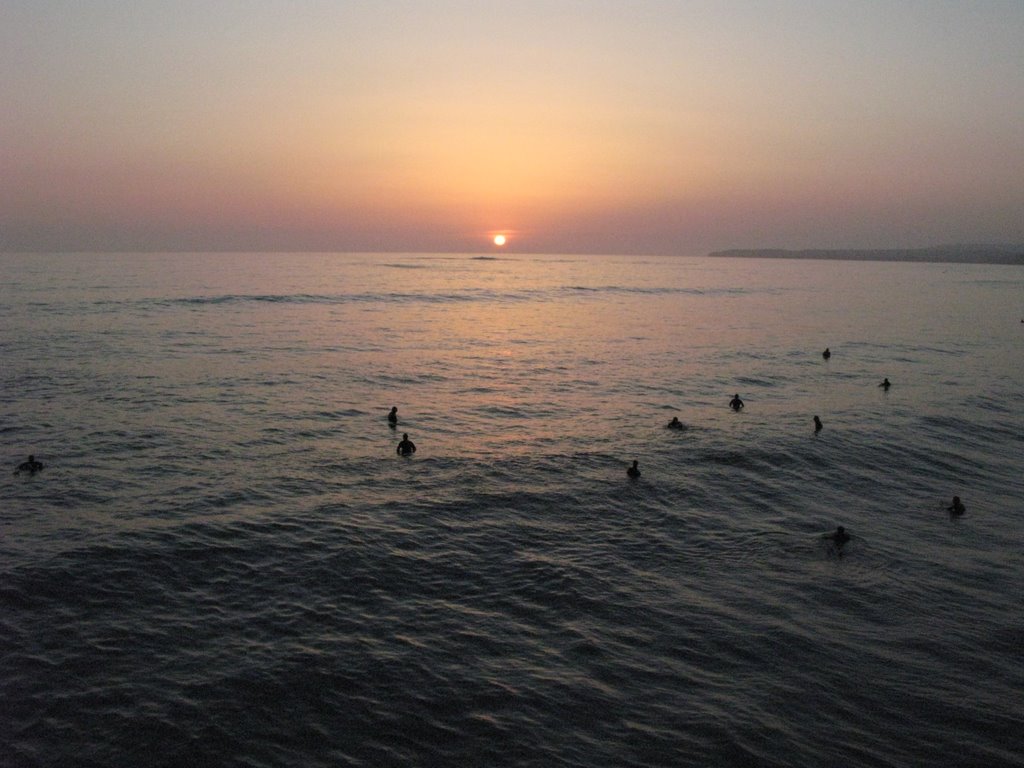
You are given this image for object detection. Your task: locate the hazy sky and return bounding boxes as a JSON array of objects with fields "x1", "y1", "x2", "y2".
[{"x1": 3, "y1": 1, "x2": 1023, "y2": 254}]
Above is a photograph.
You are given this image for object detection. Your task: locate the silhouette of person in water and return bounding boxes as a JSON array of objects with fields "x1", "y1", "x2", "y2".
[
  {"x1": 822, "y1": 347, "x2": 831, "y2": 360},
  {"x1": 948, "y1": 496, "x2": 966, "y2": 515},
  {"x1": 824, "y1": 525, "x2": 850, "y2": 554},
  {"x1": 388, "y1": 406, "x2": 398, "y2": 426},
  {"x1": 396, "y1": 433, "x2": 416, "y2": 456},
  {"x1": 813, "y1": 415, "x2": 823, "y2": 432},
  {"x1": 667, "y1": 416, "x2": 684, "y2": 430},
  {"x1": 879, "y1": 378, "x2": 891, "y2": 390},
  {"x1": 729, "y1": 394, "x2": 744, "y2": 411},
  {"x1": 627, "y1": 460, "x2": 641, "y2": 478},
  {"x1": 14, "y1": 455, "x2": 43, "y2": 475}
]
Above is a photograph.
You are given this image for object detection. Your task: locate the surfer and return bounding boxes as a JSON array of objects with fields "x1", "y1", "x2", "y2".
[
  {"x1": 822, "y1": 347, "x2": 831, "y2": 360},
  {"x1": 879, "y1": 378, "x2": 891, "y2": 390},
  {"x1": 627, "y1": 460, "x2": 641, "y2": 478},
  {"x1": 396, "y1": 433, "x2": 416, "y2": 456},
  {"x1": 948, "y1": 496, "x2": 966, "y2": 515},
  {"x1": 813, "y1": 415, "x2": 823, "y2": 432},
  {"x1": 14, "y1": 455, "x2": 43, "y2": 475},
  {"x1": 823, "y1": 525, "x2": 850, "y2": 552},
  {"x1": 667, "y1": 416, "x2": 684, "y2": 430},
  {"x1": 729, "y1": 394, "x2": 744, "y2": 411},
  {"x1": 388, "y1": 406, "x2": 398, "y2": 426}
]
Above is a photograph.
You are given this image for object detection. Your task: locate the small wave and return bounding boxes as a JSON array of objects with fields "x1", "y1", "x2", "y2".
[
  {"x1": 79, "y1": 283, "x2": 752, "y2": 312},
  {"x1": 963, "y1": 393, "x2": 1017, "y2": 415},
  {"x1": 313, "y1": 409, "x2": 366, "y2": 418},
  {"x1": 563, "y1": 285, "x2": 746, "y2": 297},
  {"x1": 734, "y1": 376, "x2": 778, "y2": 387},
  {"x1": 159, "y1": 294, "x2": 334, "y2": 306},
  {"x1": 701, "y1": 450, "x2": 762, "y2": 470}
]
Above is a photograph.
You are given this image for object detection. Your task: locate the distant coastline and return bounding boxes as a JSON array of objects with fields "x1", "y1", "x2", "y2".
[{"x1": 708, "y1": 245, "x2": 1024, "y2": 265}]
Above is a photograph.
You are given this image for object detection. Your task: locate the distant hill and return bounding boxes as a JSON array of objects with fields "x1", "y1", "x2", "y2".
[{"x1": 708, "y1": 245, "x2": 1024, "y2": 265}]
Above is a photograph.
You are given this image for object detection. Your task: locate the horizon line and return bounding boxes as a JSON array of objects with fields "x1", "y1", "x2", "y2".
[{"x1": 3, "y1": 242, "x2": 1024, "y2": 260}]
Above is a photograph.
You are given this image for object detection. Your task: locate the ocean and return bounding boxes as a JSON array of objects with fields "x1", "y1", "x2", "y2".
[{"x1": 2, "y1": 252, "x2": 1023, "y2": 767}]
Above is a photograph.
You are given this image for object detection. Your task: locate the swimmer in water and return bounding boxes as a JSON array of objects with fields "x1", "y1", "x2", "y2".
[
  {"x1": 879, "y1": 378, "x2": 891, "y2": 390},
  {"x1": 667, "y1": 416, "x2": 684, "y2": 430},
  {"x1": 14, "y1": 455, "x2": 43, "y2": 475},
  {"x1": 813, "y1": 415, "x2": 823, "y2": 432},
  {"x1": 387, "y1": 406, "x2": 398, "y2": 426},
  {"x1": 729, "y1": 394, "x2": 744, "y2": 411},
  {"x1": 822, "y1": 347, "x2": 831, "y2": 360},
  {"x1": 823, "y1": 525, "x2": 850, "y2": 553},
  {"x1": 396, "y1": 433, "x2": 416, "y2": 456},
  {"x1": 948, "y1": 496, "x2": 966, "y2": 515},
  {"x1": 627, "y1": 460, "x2": 641, "y2": 478}
]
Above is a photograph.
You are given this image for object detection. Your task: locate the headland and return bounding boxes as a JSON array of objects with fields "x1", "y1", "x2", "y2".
[{"x1": 708, "y1": 245, "x2": 1024, "y2": 265}]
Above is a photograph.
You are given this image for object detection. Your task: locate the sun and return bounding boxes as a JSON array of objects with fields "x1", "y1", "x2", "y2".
[{"x1": 492, "y1": 234, "x2": 507, "y2": 247}]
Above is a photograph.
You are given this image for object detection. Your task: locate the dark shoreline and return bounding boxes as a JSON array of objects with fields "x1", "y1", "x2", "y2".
[{"x1": 708, "y1": 246, "x2": 1024, "y2": 265}]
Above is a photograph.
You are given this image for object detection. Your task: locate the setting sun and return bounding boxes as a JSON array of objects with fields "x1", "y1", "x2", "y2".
[{"x1": 493, "y1": 234, "x2": 507, "y2": 246}]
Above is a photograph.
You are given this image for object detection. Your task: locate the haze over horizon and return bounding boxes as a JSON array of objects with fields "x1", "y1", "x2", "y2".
[{"x1": 3, "y1": 1, "x2": 1023, "y2": 255}]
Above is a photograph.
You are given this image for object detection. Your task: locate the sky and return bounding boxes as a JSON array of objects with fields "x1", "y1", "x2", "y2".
[{"x1": 2, "y1": 1, "x2": 1023, "y2": 254}]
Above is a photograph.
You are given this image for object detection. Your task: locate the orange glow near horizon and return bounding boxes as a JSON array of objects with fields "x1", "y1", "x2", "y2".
[{"x1": 2, "y1": 4, "x2": 1023, "y2": 253}]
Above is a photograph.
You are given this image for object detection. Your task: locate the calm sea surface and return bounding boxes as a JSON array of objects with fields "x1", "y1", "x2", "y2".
[{"x1": 2, "y1": 252, "x2": 1023, "y2": 767}]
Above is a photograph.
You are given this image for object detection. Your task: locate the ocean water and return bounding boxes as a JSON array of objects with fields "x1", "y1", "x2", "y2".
[{"x1": 2, "y1": 252, "x2": 1023, "y2": 767}]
